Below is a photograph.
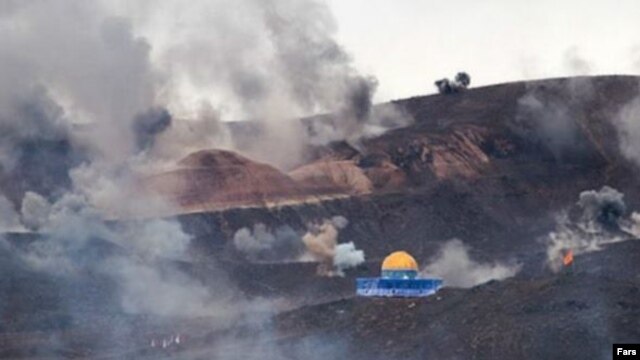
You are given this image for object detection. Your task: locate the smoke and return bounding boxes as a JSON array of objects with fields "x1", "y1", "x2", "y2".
[
  {"x1": 110, "y1": 0, "x2": 395, "y2": 169},
  {"x1": 516, "y1": 93, "x2": 579, "y2": 160},
  {"x1": 0, "y1": 0, "x2": 403, "y2": 187},
  {"x1": 615, "y1": 94, "x2": 640, "y2": 167},
  {"x1": 132, "y1": 107, "x2": 172, "y2": 152},
  {"x1": 435, "y1": 72, "x2": 471, "y2": 95},
  {"x1": 610, "y1": 48, "x2": 640, "y2": 168},
  {"x1": 0, "y1": 194, "x2": 21, "y2": 231},
  {"x1": 233, "y1": 225, "x2": 276, "y2": 254},
  {"x1": 423, "y1": 239, "x2": 520, "y2": 288},
  {"x1": 563, "y1": 47, "x2": 592, "y2": 75},
  {"x1": 0, "y1": 1, "x2": 377, "y2": 353},
  {"x1": 145, "y1": 101, "x2": 232, "y2": 168},
  {"x1": 104, "y1": 256, "x2": 227, "y2": 317},
  {"x1": 302, "y1": 221, "x2": 338, "y2": 259},
  {"x1": 0, "y1": 86, "x2": 84, "y2": 199},
  {"x1": 333, "y1": 242, "x2": 365, "y2": 276},
  {"x1": 233, "y1": 223, "x2": 303, "y2": 262},
  {"x1": 305, "y1": 102, "x2": 414, "y2": 147},
  {"x1": 330, "y1": 215, "x2": 349, "y2": 229},
  {"x1": 544, "y1": 186, "x2": 639, "y2": 271},
  {"x1": 512, "y1": 78, "x2": 596, "y2": 162},
  {"x1": 577, "y1": 186, "x2": 626, "y2": 228},
  {"x1": 233, "y1": 215, "x2": 364, "y2": 275},
  {"x1": 20, "y1": 191, "x2": 52, "y2": 231},
  {"x1": 0, "y1": 2, "x2": 167, "y2": 170},
  {"x1": 119, "y1": 218, "x2": 191, "y2": 260},
  {"x1": 15, "y1": 190, "x2": 241, "y2": 320},
  {"x1": 301, "y1": 216, "x2": 364, "y2": 276}
]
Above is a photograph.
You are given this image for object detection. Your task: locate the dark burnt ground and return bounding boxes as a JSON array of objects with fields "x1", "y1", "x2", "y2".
[
  {"x1": 87, "y1": 239, "x2": 639, "y2": 360},
  {"x1": 3, "y1": 76, "x2": 640, "y2": 359},
  {"x1": 271, "y1": 240, "x2": 640, "y2": 360}
]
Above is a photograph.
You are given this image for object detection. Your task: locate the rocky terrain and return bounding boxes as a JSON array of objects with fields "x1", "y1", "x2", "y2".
[
  {"x1": 2, "y1": 75, "x2": 640, "y2": 359},
  {"x1": 171, "y1": 76, "x2": 640, "y2": 265}
]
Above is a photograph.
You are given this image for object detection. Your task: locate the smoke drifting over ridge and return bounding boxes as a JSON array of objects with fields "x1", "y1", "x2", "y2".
[
  {"x1": 512, "y1": 78, "x2": 596, "y2": 163},
  {"x1": 116, "y1": 0, "x2": 404, "y2": 169},
  {"x1": 0, "y1": 0, "x2": 399, "y2": 198},
  {"x1": 614, "y1": 85, "x2": 640, "y2": 168}
]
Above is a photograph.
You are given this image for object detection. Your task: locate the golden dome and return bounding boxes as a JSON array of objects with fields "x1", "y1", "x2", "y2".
[{"x1": 381, "y1": 251, "x2": 418, "y2": 271}]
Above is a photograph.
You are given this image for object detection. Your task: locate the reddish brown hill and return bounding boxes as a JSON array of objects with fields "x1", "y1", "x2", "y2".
[
  {"x1": 146, "y1": 149, "x2": 333, "y2": 212},
  {"x1": 288, "y1": 160, "x2": 374, "y2": 195}
]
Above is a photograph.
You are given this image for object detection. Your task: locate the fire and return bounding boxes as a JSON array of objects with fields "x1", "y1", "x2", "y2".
[{"x1": 563, "y1": 249, "x2": 574, "y2": 267}]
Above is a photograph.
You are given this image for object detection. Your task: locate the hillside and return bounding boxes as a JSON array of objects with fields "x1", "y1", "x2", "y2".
[{"x1": 3, "y1": 75, "x2": 640, "y2": 359}]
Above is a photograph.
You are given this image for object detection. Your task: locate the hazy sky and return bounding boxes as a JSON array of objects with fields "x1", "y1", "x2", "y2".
[
  {"x1": 15, "y1": 0, "x2": 639, "y2": 118},
  {"x1": 327, "y1": 0, "x2": 640, "y2": 101}
]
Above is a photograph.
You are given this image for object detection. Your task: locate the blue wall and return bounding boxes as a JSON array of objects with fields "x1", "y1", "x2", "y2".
[{"x1": 356, "y1": 277, "x2": 443, "y2": 297}]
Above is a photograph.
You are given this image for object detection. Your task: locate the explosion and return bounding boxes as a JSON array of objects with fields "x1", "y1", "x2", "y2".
[
  {"x1": 563, "y1": 249, "x2": 574, "y2": 267},
  {"x1": 301, "y1": 217, "x2": 365, "y2": 276},
  {"x1": 232, "y1": 216, "x2": 365, "y2": 276},
  {"x1": 545, "y1": 186, "x2": 640, "y2": 271},
  {"x1": 434, "y1": 72, "x2": 471, "y2": 94}
]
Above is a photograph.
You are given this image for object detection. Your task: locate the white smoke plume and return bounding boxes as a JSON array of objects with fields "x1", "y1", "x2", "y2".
[
  {"x1": 512, "y1": 78, "x2": 596, "y2": 163},
  {"x1": 16, "y1": 191, "x2": 242, "y2": 319},
  {"x1": 234, "y1": 224, "x2": 277, "y2": 254},
  {"x1": 106, "y1": 0, "x2": 399, "y2": 169},
  {"x1": 0, "y1": 0, "x2": 381, "y2": 336},
  {"x1": 615, "y1": 95, "x2": 640, "y2": 167},
  {"x1": 333, "y1": 242, "x2": 365, "y2": 276},
  {"x1": 103, "y1": 256, "x2": 229, "y2": 318},
  {"x1": 233, "y1": 223, "x2": 302, "y2": 262},
  {"x1": 0, "y1": 0, "x2": 406, "y2": 196},
  {"x1": 305, "y1": 103, "x2": 414, "y2": 152},
  {"x1": 119, "y1": 218, "x2": 191, "y2": 260},
  {"x1": 232, "y1": 216, "x2": 364, "y2": 275},
  {"x1": 20, "y1": 191, "x2": 51, "y2": 231},
  {"x1": 0, "y1": 1, "x2": 386, "y2": 356},
  {"x1": 515, "y1": 92, "x2": 581, "y2": 161},
  {"x1": 423, "y1": 239, "x2": 520, "y2": 288},
  {"x1": 0, "y1": 194, "x2": 21, "y2": 231},
  {"x1": 544, "y1": 186, "x2": 639, "y2": 271}
]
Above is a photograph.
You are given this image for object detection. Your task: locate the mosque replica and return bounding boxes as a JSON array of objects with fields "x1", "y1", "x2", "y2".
[{"x1": 356, "y1": 251, "x2": 443, "y2": 297}]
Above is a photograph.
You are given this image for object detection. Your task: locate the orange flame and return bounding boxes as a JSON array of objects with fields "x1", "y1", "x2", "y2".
[{"x1": 563, "y1": 249, "x2": 574, "y2": 267}]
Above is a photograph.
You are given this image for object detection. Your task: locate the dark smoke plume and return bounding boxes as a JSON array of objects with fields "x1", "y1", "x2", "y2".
[
  {"x1": 0, "y1": 87, "x2": 85, "y2": 201},
  {"x1": 132, "y1": 107, "x2": 172, "y2": 152},
  {"x1": 577, "y1": 185, "x2": 626, "y2": 229},
  {"x1": 545, "y1": 186, "x2": 640, "y2": 271},
  {"x1": 344, "y1": 76, "x2": 378, "y2": 123},
  {"x1": 435, "y1": 72, "x2": 471, "y2": 94}
]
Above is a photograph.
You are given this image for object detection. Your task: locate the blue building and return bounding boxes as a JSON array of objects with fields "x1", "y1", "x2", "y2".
[{"x1": 357, "y1": 251, "x2": 443, "y2": 297}]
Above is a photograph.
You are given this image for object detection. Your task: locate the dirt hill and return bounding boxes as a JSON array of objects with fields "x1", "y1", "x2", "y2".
[{"x1": 3, "y1": 76, "x2": 640, "y2": 359}]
